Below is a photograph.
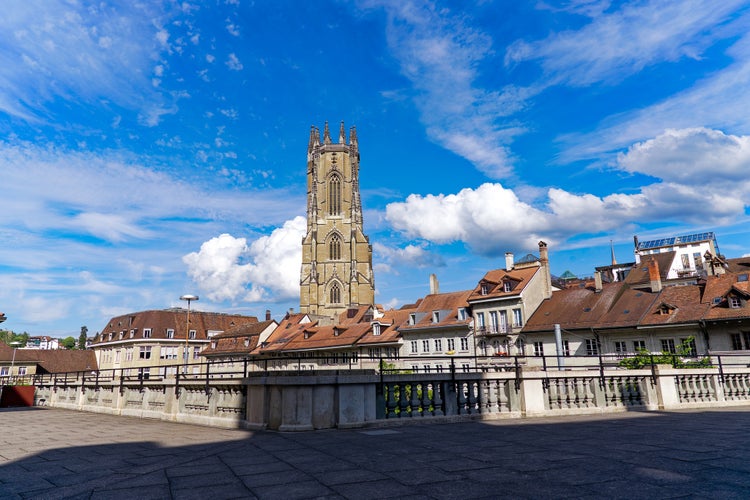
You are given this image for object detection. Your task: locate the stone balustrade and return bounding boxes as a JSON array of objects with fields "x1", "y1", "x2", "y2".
[{"x1": 22, "y1": 364, "x2": 750, "y2": 430}]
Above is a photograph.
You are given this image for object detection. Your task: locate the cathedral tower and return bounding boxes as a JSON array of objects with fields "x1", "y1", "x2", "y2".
[{"x1": 300, "y1": 121, "x2": 375, "y2": 319}]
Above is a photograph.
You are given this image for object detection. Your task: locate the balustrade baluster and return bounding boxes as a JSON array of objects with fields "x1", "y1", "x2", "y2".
[
  {"x1": 399, "y1": 382, "x2": 410, "y2": 417},
  {"x1": 411, "y1": 382, "x2": 422, "y2": 417},
  {"x1": 467, "y1": 381, "x2": 478, "y2": 414},
  {"x1": 457, "y1": 381, "x2": 468, "y2": 414},
  {"x1": 386, "y1": 383, "x2": 398, "y2": 418},
  {"x1": 421, "y1": 382, "x2": 432, "y2": 416},
  {"x1": 432, "y1": 382, "x2": 444, "y2": 416}
]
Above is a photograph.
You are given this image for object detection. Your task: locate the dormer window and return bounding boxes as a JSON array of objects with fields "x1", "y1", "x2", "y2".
[
  {"x1": 503, "y1": 282, "x2": 512, "y2": 292},
  {"x1": 143, "y1": 328, "x2": 152, "y2": 338},
  {"x1": 480, "y1": 284, "x2": 489, "y2": 295},
  {"x1": 211, "y1": 341, "x2": 217, "y2": 349},
  {"x1": 730, "y1": 297, "x2": 741, "y2": 309},
  {"x1": 166, "y1": 329, "x2": 174, "y2": 339},
  {"x1": 458, "y1": 308, "x2": 467, "y2": 320},
  {"x1": 657, "y1": 304, "x2": 676, "y2": 315},
  {"x1": 373, "y1": 323, "x2": 381, "y2": 336},
  {"x1": 244, "y1": 338, "x2": 250, "y2": 347},
  {"x1": 189, "y1": 330, "x2": 196, "y2": 339},
  {"x1": 409, "y1": 313, "x2": 416, "y2": 325},
  {"x1": 713, "y1": 297, "x2": 722, "y2": 305},
  {"x1": 333, "y1": 328, "x2": 340, "y2": 337},
  {"x1": 432, "y1": 311, "x2": 440, "y2": 323}
]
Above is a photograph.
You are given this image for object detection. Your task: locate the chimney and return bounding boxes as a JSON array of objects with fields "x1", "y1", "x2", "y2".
[
  {"x1": 265, "y1": 309, "x2": 271, "y2": 321},
  {"x1": 505, "y1": 252, "x2": 514, "y2": 271},
  {"x1": 648, "y1": 258, "x2": 662, "y2": 293},
  {"x1": 594, "y1": 271, "x2": 603, "y2": 293},
  {"x1": 538, "y1": 241, "x2": 553, "y2": 299},
  {"x1": 430, "y1": 274, "x2": 439, "y2": 295}
]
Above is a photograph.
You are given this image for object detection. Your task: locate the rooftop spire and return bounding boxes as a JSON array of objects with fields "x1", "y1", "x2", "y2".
[
  {"x1": 339, "y1": 121, "x2": 346, "y2": 144},
  {"x1": 610, "y1": 240, "x2": 617, "y2": 265},
  {"x1": 349, "y1": 126, "x2": 357, "y2": 146}
]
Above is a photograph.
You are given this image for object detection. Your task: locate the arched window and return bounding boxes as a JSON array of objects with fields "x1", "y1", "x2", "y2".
[
  {"x1": 329, "y1": 234, "x2": 341, "y2": 260},
  {"x1": 328, "y1": 174, "x2": 341, "y2": 215},
  {"x1": 329, "y1": 282, "x2": 341, "y2": 304}
]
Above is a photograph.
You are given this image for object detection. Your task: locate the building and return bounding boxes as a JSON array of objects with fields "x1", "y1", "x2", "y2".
[
  {"x1": 0, "y1": 343, "x2": 97, "y2": 379},
  {"x1": 468, "y1": 241, "x2": 553, "y2": 359},
  {"x1": 397, "y1": 289, "x2": 475, "y2": 373},
  {"x1": 634, "y1": 232, "x2": 721, "y2": 279},
  {"x1": 299, "y1": 122, "x2": 375, "y2": 321},
  {"x1": 25, "y1": 336, "x2": 60, "y2": 350},
  {"x1": 91, "y1": 309, "x2": 259, "y2": 378}
]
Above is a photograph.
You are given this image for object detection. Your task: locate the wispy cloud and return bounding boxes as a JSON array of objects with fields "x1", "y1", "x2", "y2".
[
  {"x1": 507, "y1": 0, "x2": 745, "y2": 85},
  {"x1": 359, "y1": 0, "x2": 529, "y2": 179}
]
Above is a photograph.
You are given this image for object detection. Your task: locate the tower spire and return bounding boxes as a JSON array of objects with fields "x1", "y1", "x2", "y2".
[{"x1": 339, "y1": 121, "x2": 346, "y2": 144}]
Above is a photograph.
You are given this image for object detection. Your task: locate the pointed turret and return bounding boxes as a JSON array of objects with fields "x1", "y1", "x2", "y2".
[
  {"x1": 323, "y1": 121, "x2": 331, "y2": 144},
  {"x1": 339, "y1": 121, "x2": 346, "y2": 144},
  {"x1": 349, "y1": 126, "x2": 357, "y2": 146},
  {"x1": 308, "y1": 126, "x2": 316, "y2": 152}
]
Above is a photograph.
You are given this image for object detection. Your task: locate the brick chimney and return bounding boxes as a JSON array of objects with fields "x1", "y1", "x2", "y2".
[
  {"x1": 648, "y1": 258, "x2": 662, "y2": 293},
  {"x1": 505, "y1": 252, "x2": 514, "y2": 271},
  {"x1": 594, "y1": 270, "x2": 603, "y2": 293},
  {"x1": 265, "y1": 309, "x2": 272, "y2": 321},
  {"x1": 538, "y1": 241, "x2": 552, "y2": 299},
  {"x1": 429, "y1": 273, "x2": 439, "y2": 295}
]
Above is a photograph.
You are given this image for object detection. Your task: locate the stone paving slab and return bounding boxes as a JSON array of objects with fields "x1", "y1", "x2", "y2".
[{"x1": 2, "y1": 406, "x2": 750, "y2": 498}]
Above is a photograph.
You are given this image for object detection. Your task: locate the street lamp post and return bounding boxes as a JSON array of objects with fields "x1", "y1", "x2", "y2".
[{"x1": 179, "y1": 295, "x2": 199, "y2": 375}]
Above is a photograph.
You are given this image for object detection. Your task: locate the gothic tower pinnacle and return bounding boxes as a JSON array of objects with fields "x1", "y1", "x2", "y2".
[{"x1": 300, "y1": 122, "x2": 375, "y2": 320}]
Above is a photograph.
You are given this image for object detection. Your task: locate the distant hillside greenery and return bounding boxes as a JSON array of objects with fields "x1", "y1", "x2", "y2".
[{"x1": 0, "y1": 330, "x2": 29, "y2": 347}]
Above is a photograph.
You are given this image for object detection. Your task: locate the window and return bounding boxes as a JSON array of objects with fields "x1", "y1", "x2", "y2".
[
  {"x1": 328, "y1": 174, "x2": 341, "y2": 215},
  {"x1": 614, "y1": 341, "x2": 627, "y2": 358},
  {"x1": 585, "y1": 339, "x2": 599, "y2": 356},
  {"x1": 731, "y1": 333, "x2": 743, "y2": 350},
  {"x1": 533, "y1": 342, "x2": 544, "y2": 357},
  {"x1": 422, "y1": 340, "x2": 429, "y2": 352},
  {"x1": 661, "y1": 339, "x2": 676, "y2": 354},
  {"x1": 499, "y1": 310, "x2": 508, "y2": 333},
  {"x1": 503, "y1": 281, "x2": 512, "y2": 292},
  {"x1": 461, "y1": 364, "x2": 470, "y2": 373},
  {"x1": 372, "y1": 323, "x2": 381, "y2": 336},
  {"x1": 680, "y1": 338, "x2": 697, "y2": 356},
  {"x1": 480, "y1": 284, "x2": 489, "y2": 295},
  {"x1": 729, "y1": 297, "x2": 741, "y2": 309},
  {"x1": 458, "y1": 308, "x2": 467, "y2": 320},
  {"x1": 432, "y1": 311, "x2": 440, "y2": 323},
  {"x1": 424, "y1": 365, "x2": 431, "y2": 373},
  {"x1": 329, "y1": 282, "x2": 341, "y2": 304},
  {"x1": 681, "y1": 254, "x2": 690, "y2": 269},
  {"x1": 18, "y1": 366, "x2": 27, "y2": 376},
  {"x1": 410, "y1": 341, "x2": 418, "y2": 353},
  {"x1": 130, "y1": 330, "x2": 135, "y2": 338},
  {"x1": 447, "y1": 338, "x2": 455, "y2": 351},
  {"x1": 460, "y1": 338, "x2": 469, "y2": 351},
  {"x1": 476, "y1": 312, "x2": 485, "y2": 328},
  {"x1": 115, "y1": 350, "x2": 120, "y2": 362},
  {"x1": 166, "y1": 329, "x2": 174, "y2": 339},
  {"x1": 193, "y1": 347, "x2": 201, "y2": 359},
  {"x1": 434, "y1": 339, "x2": 442, "y2": 352},
  {"x1": 633, "y1": 340, "x2": 646, "y2": 352},
  {"x1": 189, "y1": 330, "x2": 196, "y2": 339},
  {"x1": 435, "y1": 365, "x2": 444, "y2": 373},
  {"x1": 138, "y1": 368, "x2": 150, "y2": 380},
  {"x1": 743, "y1": 332, "x2": 750, "y2": 350},
  {"x1": 512, "y1": 309, "x2": 523, "y2": 327},
  {"x1": 562, "y1": 340, "x2": 570, "y2": 357},
  {"x1": 409, "y1": 313, "x2": 416, "y2": 325},
  {"x1": 368, "y1": 348, "x2": 381, "y2": 360},
  {"x1": 143, "y1": 328, "x2": 152, "y2": 338},
  {"x1": 693, "y1": 252, "x2": 703, "y2": 269},
  {"x1": 0, "y1": 367, "x2": 8, "y2": 376},
  {"x1": 516, "y1": 338, "x2": 526, "y2": 355},
  {"x1": 139, "y1": 346, "x2": 152, "y2": 359},
  {"x1": 489, "y1": 311, "x2": 498, "y2": 333},
  {"x1": 329, "y1": 234, "x2": 342, "y2": 260}
]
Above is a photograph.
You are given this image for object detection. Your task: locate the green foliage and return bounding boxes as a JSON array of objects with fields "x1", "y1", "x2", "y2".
[
  {"x1": 78, "y1": 326, "x2": 88, "y2": 350},
  {"x1": 0, "y1": 330, "x2": 29, "y2": 347},
  {"x1": 61, "y1": 336, "x2": 77, "y2": 349},
  {"x1": 619, "y1": 336, "x2": 712, "y2": 369}
]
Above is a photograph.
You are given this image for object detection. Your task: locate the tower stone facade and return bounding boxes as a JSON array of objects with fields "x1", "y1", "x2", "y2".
[{"x1": 299, "y1": 121, "x2": 375, "y2": 319}]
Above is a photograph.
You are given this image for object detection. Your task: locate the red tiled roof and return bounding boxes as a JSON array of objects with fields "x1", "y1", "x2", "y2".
[{"x1": 468, "y1": 266, "x2": 539, "y2": 302}]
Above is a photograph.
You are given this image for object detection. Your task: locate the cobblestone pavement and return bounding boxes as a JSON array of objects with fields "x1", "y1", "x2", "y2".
[{"x1": 2, "y1": 406, "x2": 750, "y2": 499}]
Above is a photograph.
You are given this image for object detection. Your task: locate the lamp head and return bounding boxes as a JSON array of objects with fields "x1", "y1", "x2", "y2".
[{"x1": 180, "y1": 294, "x2": 199, "y2": 302}]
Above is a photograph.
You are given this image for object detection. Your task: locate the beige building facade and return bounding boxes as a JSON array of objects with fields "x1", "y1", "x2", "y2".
[{"x1": 299, "y1": 121, "x2": 375, "y2": 320}]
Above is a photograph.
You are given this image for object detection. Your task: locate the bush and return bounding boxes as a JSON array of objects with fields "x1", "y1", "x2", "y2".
[{"x1": 619, "y1": 336, "x2": 712, "y2": 369}]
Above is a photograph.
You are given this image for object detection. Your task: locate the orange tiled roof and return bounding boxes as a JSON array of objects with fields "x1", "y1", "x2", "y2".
[{"x1": 468, "y1": 266, "x2": 540, "y2": 302}]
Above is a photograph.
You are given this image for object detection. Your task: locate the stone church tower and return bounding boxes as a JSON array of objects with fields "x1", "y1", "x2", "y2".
[{"x1": 300, "y1": 121, "x2": 375, "y2": 320}]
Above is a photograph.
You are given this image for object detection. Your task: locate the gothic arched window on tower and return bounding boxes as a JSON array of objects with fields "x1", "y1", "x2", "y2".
[
  {"x1": 329, "y1": 234, "x2": 342, "y2": 260},
  {"x1": 329, "y1": 282, "x2": 341, "y2": 304},
  {"x1": 328, "y1": 174, "x2": 341, "y2": 215}
]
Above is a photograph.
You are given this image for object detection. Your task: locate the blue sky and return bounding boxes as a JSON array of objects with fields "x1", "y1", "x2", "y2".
[{"x1": 2, "y1": 0, "x2": 750, "y2": 337}]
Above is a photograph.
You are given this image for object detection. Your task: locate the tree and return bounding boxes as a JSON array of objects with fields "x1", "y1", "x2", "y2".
[
  {"x1": 61, "y1": 336, "x2": 77, "y2": 349},
  {"x1": 0, "y1": 330, "x2": 28, "y2": 347},
  {"x1": 78, "y1": 326, "x2": 88, "y2": 350}
]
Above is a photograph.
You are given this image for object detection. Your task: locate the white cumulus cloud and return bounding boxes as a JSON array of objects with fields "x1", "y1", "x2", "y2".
[{"x1": 183, "y1": 216, "x2": 306, "y2": 303}]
